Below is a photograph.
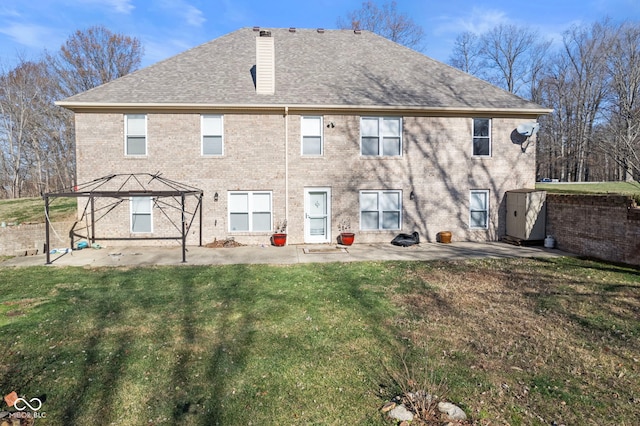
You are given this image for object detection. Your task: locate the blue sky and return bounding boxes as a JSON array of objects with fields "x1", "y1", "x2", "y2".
[{"x1": 1, "y1": 0, "x2": 639, "y2": 69}]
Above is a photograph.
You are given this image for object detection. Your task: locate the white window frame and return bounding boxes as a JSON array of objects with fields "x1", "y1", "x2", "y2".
[
  {"x1": 301, "y1": 116, "x2": 323, "y2": 156},
  {"x1": 472, "y1": 118, "x2": 491, "y2": 157},
  {"x1": 228, "y1": 191, "x2": 273, "y2": 232},
  {"x1": 469, "y1": 190, "x2": 489, "y2": 229},
  {"x1": 125, "y1": 114, "x2": 147, "y2": 156},
  {"x1": 130, "y1": 196, "x2": 153, "y2": 233},
  {"x1": 201, "y1": 114, "x2": 224, "y2": 156},
  {"x1": 359, "y1": 190, "x2": 402, "y2": 230},
  {"x1": 360, "y1": 117, "x2": 402, "y2": 157}
]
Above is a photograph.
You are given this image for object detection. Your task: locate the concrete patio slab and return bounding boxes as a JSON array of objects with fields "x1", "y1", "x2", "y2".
[{"x1": 0, "y1": 241, "x2": 570, "y2": 268}]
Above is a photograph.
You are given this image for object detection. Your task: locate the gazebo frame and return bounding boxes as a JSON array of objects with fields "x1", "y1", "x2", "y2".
[{"x1": 43, "y1": 173, "x2": 204, "y2": 264}]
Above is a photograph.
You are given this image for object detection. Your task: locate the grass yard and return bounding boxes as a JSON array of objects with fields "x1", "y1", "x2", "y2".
[
  {"x1": 536, "y1": 181, "x2": 640, "y2": 199},
  {"x1": 0, "y1": 197, "x2": 76, "y2": 225},
  {"x1": 0, "y1": 258, "x2": 638, "y2": 425}
]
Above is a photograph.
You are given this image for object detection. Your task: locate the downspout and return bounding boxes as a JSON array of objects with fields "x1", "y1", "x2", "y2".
[{"x1": 284, "y1": 106, "x2": 289, "y2": 234}]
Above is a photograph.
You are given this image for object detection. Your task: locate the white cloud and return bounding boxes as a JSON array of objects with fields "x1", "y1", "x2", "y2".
[
  {"x1": 184, "y1": 5, "x2": 206, "y2": 27},
  {"x1": 0, "y1": 22, "x2": 59, "y2": 48},
  {"x1": 433, "y1": 8, "x2": 510, "y2": 36},
  {"x1": 159, "y1": 0, "x2": 206, "y2": 27},
  {"x1": 73, "y1": 0, "x2": 134, "y2": 14},
  {"x1": 0, "y1": 6, "x2": 21, "y2": 18}
]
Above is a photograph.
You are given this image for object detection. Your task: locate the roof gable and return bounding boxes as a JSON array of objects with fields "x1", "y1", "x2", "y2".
[{"x1": 58, "y1": 27, "x2": 548, "y2": 113}]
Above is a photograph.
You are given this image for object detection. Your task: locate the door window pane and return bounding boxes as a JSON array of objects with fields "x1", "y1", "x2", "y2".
[{"x1": 310, "y1": 217, "x2": 326, "y2": 235}]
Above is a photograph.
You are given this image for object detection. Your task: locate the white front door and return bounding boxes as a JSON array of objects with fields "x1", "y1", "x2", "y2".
[{"x1": 304, "y1": 188, "x2": 331, "y2": 243}]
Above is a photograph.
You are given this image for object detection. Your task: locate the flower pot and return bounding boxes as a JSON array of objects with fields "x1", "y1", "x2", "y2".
[
  {"x1": 272, "y1": 233, "x2": 287, "y2": 247},
  {"x1": 339, "y1": 232, "x2": 355, "y2": 246},
  {"x1": 437, "y1": 231, "x2": 452, "y2": 243}
]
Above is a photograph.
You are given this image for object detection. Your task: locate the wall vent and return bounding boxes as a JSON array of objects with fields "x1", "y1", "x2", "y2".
[
  {"x1": 317, "y1": 28, "x2": 325, "y2": 33},
  {"x1": 289, "y1": 27, "x2": 296, "y2": 33}
]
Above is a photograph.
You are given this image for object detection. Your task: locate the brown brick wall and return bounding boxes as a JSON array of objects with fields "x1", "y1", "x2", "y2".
[
  {"x1": 0, "y1": 222, "x2": 75, "y2": 256},
  {"x1": 546, "y1": 194, "x2": 640, "y2": 265},
  {"x1": 75, "y1": 111, "x2": 536, "y2": 246}
]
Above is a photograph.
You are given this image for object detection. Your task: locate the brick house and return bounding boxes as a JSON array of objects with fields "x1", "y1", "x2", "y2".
[{"x1": 56, "y1": 27, "x2": 551, "y2": 246}]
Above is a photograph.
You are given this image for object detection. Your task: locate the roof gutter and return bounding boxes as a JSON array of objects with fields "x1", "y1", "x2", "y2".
[{"x1": 55, "y1": 101, "x2": 553, "y2": 117}]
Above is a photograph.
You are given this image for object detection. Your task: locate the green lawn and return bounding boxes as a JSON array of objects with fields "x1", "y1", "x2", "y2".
[
  {"x1": 1, "y1": 258, "x2": 638, "y2": 425},
  {"x1": 0, "y1": 197, "x2": 76, "y2": 225},
  {"x1": 536, "y1": 181, "x2": 640, "y2": 197}
]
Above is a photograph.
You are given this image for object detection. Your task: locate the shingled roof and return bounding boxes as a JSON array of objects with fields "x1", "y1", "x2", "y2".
[{"x1": 57, "y1": 27, "x2": 550, "y2": 114}]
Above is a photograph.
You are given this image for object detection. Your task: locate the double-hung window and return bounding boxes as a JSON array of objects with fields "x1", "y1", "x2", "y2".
[
  {"x1": 131, "y1": 196, "x2": 152, "y2": 233},
  {"x1": 202, "y1": 114, "x2": 223, "y2": 156},
  {"x1": 470, "y1": 190, "x2": 489, "y2": 229},
  {"x1": 125, "y1": 114, "x2": 147, "y2": 156},
  {"x1": 473, "y1": 118, "x2": 491, "y2": 156},
  {"x1": 301, "y1": 116, "x2": 323, "y2": 155},
  {"x1": 228, "y1": 191, "x2": 272, "y2": 232},
  {"x1": 360, "y1": 190, "x2": 402, "y2": 230},
  {"x1": 361, "y1": 117, "x2": 402, "y2": 156}
]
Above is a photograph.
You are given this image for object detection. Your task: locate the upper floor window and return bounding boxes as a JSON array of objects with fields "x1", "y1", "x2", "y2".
[
  {"x1": 125, "y1": 114, "x2": 147, "y2": 156},
  {"x1": 361, "y1": 117, "x2": 402, "y2": 156},
  {"x1": 228, "y1": 191, "x2": 272, "y2": 232},
  {"x1": 130, "y1": 196, "x2": 152, "y2": 233},
  {"x1": 301, "y1": 116, "x2": 323, "y2": 155},
  {"x1": 202, "y1": 115, "x2": 224, "y2": 156},
  {"x1": 360, "y1": 190, "x2": 402, "y2": 230},
  {"x1": 470, "y1": 190, "x2": 489, "y2": 229},
  {"x1": 473, "y1": 118, "x2": 491, "y2": 156}
]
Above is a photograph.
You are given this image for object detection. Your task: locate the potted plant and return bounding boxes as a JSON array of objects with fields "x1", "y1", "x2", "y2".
[
  {"x1": 272, "y1": 219, "x2": 287, "y2": 247},
  {"x1": 338, "y1": 219, "x2": 355, "y2": 246}
]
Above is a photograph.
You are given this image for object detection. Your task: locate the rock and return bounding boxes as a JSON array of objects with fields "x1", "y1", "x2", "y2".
[
  {"x1": 380, "y1": 401, "x2": 396, "y2": 413},
  {"x1": 387, "y1": 404, "x2": 414, "y2": 422},
  {"x1": 437, "y1": 401, "x2": 467, "y2": 421}
]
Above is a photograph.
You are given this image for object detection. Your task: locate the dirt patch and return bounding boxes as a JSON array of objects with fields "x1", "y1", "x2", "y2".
[{"x1": 389, "y1": 258, "x2": 640, "y2": 425}]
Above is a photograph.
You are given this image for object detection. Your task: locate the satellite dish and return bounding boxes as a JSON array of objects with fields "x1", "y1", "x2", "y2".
[{"x1": 516, "y1": 122, "x2": 539, "y2": 137}]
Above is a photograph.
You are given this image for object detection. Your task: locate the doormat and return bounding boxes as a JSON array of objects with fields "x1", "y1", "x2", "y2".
[{"x1": 302, "y1": 247, "x2": 348, "y2": 254}]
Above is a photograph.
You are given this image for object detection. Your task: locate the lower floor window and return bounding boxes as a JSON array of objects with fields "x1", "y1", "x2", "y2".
[
  {"x1": 228, "y1": 191, "x2": 272, "y2": 232},
  {"x1": 131, "y1": 196, "x2": 153, "y2": 233},
  {"x1": 470, "y1": 190, "x2": 489, "y2": 229},
  {"x1": 360, "y1": 190, "x2": 402, "y2": 230}
]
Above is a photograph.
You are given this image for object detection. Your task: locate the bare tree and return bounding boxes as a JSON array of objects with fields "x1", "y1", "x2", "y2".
[
  {"x1": 535, "y1": 20, "x2": 613, "y2": 182},
  {"x1": 0, "y1": 27, "x2": 143, "y2": 198},
  {"x1": 597, "y1": 21, "x2": 640, "y2": 182},
  {"x1": 47, "y1": 25, "x2": 143, "y2": 97},
  {"x1": 448, "y1": 32, "x2": 485, "y2": 76},
  {"x1": 449, "y1": 24, "x2": 550, "y2": 101},
  {"x1": 337, "y1": 1, "x2": 425, "y2": 50}
]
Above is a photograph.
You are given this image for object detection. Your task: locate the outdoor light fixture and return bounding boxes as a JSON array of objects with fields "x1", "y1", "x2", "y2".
[
  {"x1": 410, "y1": 191, "x2": 415, "y2": 200},
  {"x1": 326, "y1": 121, "x2": 335, "y2": 128},
  {"x1": 214, "y1": 192, "x2": 219, "y2": 202}
]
